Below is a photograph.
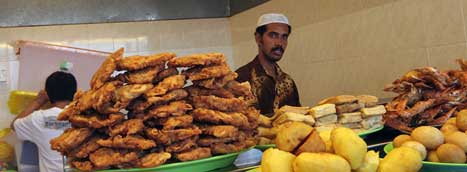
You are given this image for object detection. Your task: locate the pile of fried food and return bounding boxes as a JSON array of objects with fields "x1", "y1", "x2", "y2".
[
  {"x1": 260, "y1": 122, "x2": 422, "y2": 172},
  {"x1": 384, "y1": 59, "x2": 467, "y2": 132},
  {"x1": 50, "y1": 48, "x2": 259, "y2": 171},
  {"x1": 392, "y1": 109, "x2": 467, "y2": 164}
]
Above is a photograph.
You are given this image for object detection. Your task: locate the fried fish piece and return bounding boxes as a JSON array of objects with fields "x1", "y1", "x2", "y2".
[
  {"x1": 192, "y1": 108, "x2": 249, "y2": 128},
  {"x1": 77, "y1": 81, "x2": 123, "y2": 114},
  {"x1": 50, "y1": 128, "x2": 94, "y2": 153},
  {"x1": 197, "y1": 136, "x2": 240, "y2": 147},
  {"x1": 224, "y1": 81, "x2": 254, "y2": 98},
  {"x1": 210, "y1": 138, "x2": 256, "y2": 154},
  {"x1": 168, "y1": 53, "x2": 226, "y2": 68},
  {"x1": 70, "y1": 135, "x2": 103, "y2": 158},
  {"x1": 113, "y1": 84, "x2": 154, "y2": 109},
  {"x1": 89, "y1": 148, "x2": 138, "y2": 168},
  {"x1": 70, "y1": 112, "x2": 125, "y2": 128},
  {"x1": 137, "y1": 152, "x2": 171, "y2": 168},
  {"x1": 71, "y1": 160, "x2": 93, "y2": 171},
  {"x1": 97, "y1": 135, "x2": 156, "y2": 150},
  {"x1": 201, "y1": 125, "x2": 239, "y2": 138},
  {"x1": 186, "y1": 86, "x2": 235, "y2": 98},
  {"x1": 146, "y1": 100, "x2": 193, "y2": 119},
  {"x1": 145, "y1": 75, "x2": 186, "y2": 97},
  {"x1": 146, "y1": 89, "x2": 189, "y2": 106},
  {"x1": 175, "y1": 147, "x2": 212, "y2": 162},
  {"x1": 156, "y1": 115, "x2": 193, "y2": 130},
  {"x1": 145, "y1": 126, "x2": 202, "y2": 145},
  {"x1": 184, "y1": 63, "x2": 231, "y2": 81},
  {"x1": 117, "y1": 52, "x2": 176, "y2": 71},
  {"x1": 165, "y1": 136, "x2": 198, "y2": 153},
  {"x1": 192, "y1": 95, "x2": 246, "y2": 112},
  {"x1": 117, "y1": 64, "x2": 164, "y2": 84},
  {"x1": 153, "y1": 67, "x2": 179, "y2": 83},
  {"x1": 193, "y1": 72, "x2": 238, "y2": 89},
  {"x1": 109, "y1": 119, "x2": 144, "y2": 136},
  {"x1": 90, "y1": 48, "x2": 124, "y2": 90},
  {"x1": 243, "y1": 107, "x2": 260, "y2": 130},
  {"x1": 57, "y1": 90, "x2": 84, "y2": 121}
]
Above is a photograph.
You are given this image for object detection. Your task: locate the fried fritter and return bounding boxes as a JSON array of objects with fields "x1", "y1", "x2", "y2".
[
  {"x1": 147, "y1": 100, "x2": 193, "y2": 119},
  {"x1": 168, "y1": 53, "x2": 226, "y2": 68},
  {"x1": 109, "y1": 119, "x2": 144, "y2": 136},
  {"x1": 146, "y1": 89, "x2": 189, "y2": 106},
  {"x1": 186, "y1": 86, "x2": 235, "y2": 98},
  {"x1": 57, "y1": 90, "x2": 84, "y2": 121},
  {"x1": 145, "y1": 126, "x2": 202, "y2": 145},
  {"x1": 90, "y1": 48, "x2": 124, "y2": 90},
  {"x1": 89, "y1": 148, "x2": 138, "y2": 168},
  {"x1": 184, "y1": 63, "x2": 231, "y2": 81},
  {"x1": 70, "y1": 135, "x2": 102, "y2": 158},
  {"x1": 153, "y1": 67, "x2": 179, "y2": 83},
  {"x1": 77, "y1": 81, "x2": 123, "y2": 114},
  {"x1": 97, "y1": 135, "x2": 156, "y2": 150},
  {"x1": 243, "y1": 107, "x2": 260, "y2": 130},
  {"x1": 117, "y1": 52, "x2": 176, "y2": 71},
  {"x1": 51, "y1": 128, "x2": 94, "y2": 153},
  {"x1": 192, "y1": 95, "x2": 246, "y2": 112},
  {"x1": 156, "y1": 115, "x2": 193, "y2": 130},
  {"x1": 201, "y1": 125, "x2": 239, "y2": 138},
  {"x1": 192, "y1": 108, "x2": 249, "y2": 128},
  {"x1": 70, "y1": 113, "x2": 125, "y2": 128},
  {"x1": 145, "y1": 75, "x2": 186, "y2": 97},
  {"x1": 71, "y1": 160, "x2": 93, "y2": 171},
  {"x1": 175, "y1": 147, "x2": 212, "y2": 162},
  {"x1": 197, "y1": 136, "x2": 239, "y2": 147},
  {"x1": 210, "y1": 138, "x2": 256, "y2": 154},
  {"x1": 137, "y1": 152, "x2": 171, "y2": 168},
  {"x1": 193, "y1": 72, "x2": 238, "y2": 89},
  {"x1": 117, "y1": 64, "x2": 164, "y2": 84},
  {"x1": 165, "y1": 136, "x2": 198, "y2": 153},
  {"x1": 113, "y1": 84, "x2": 154, "y2": 109}
]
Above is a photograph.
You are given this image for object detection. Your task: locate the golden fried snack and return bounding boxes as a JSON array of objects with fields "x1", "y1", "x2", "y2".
[
  {"x1": 127, "y1": 97, "x2": 153, "y2": 113},
  {"x1": 145, "y1": 126, "x2": 202, "y2": 145},
  {"x1": 117, "y1": 64, "x2": 164, "y2": 84},
  {"x1": 109, "y1": 119, "x2": 144, "y2": 136},
  {"x1": 145, "y1": 75, "x2": 186, "y2": 97},
  {"x1": 70, "y1": 113, "x2": 125, "y2": 128},
  {"x1": 210, "y1": 138, "x2": 256, "y2": 154},
  {"x1": 71, "y1": 160, "x2": 93, "y2": 171},
  {"x1": 117, "y1": 52, "x2": 176, "y2": 71},
  {"x1": 243, "y1": 107, "x2": 260, "y2": 130},
  {"x1": 175, "y1": 147, "x2": 212, "y2": 162},
  {"x1": 90, "y1": 48, "x2": 124, "y2": 90},
  {"x1": 57, "y1": 90, "x2": 84, "y2": 120},
  {"x1": 153, "y1": 67, "x2": 179, "y2": 83},
  {"x1": 192, "y1": 95, "x2": 246, "y2": 112},
  {"x1": 137, "y1": 152, "x2": 171, "y2": 168},
  {"x1": 50, "y1": 128, "x2": 94, "y2": 153},
  {"x1": 197, "y1": 136, "x2": 240, "y2": 147},
  {"x1": 201, "y1": 125, "x2": 239, "y2": 138},
  {"x1": 70, "y1": 135, "x2": 103, "y2": 158},
  {"x1": 97, "y1": 135, "x2": 156, "y2": 150},
  {"x1": 146, "y1": 89, "x2": 189, "y2": 106},
  {"x1": 156, "y1": 115, "x2": 193, "y2": 130},
  {"x1": 192, "y1": 108, "x2": 249, "y2": 128},
  {"x1": 113, "y1": 84, "x2": 154, "y2": 109},
  {"x1": 168, "y1": 53, "x2": 226, "y2": 68},
  {"x1": 186, "y1": 86, "x2": 235, "y2": 98},
  {"x1": 147, "y1": 100, "x2": 193, "y2": 119},
  {"x1": 184, "y1": 63, "x2": 231, "y2": 81},
  {"x1": 165, "y1": 136, "x2": 198, "y2": 153},
  {"x1": 193, "y1": 72, "x2": 238, "y2": 89},
  {"x1": 77, "y1": 81, "x2": 123, "y2": 114},
  {"x1": 89, "y1": 148, "x2": 139, "y2": 168}
]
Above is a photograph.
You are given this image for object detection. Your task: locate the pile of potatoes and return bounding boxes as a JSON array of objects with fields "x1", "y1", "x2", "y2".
[
  {"x1": 261, "y1": 122, "x2": 415, "y2": 172},
  {"x1": 393, "y1": 109, "x2": 467, "y2": 164}
]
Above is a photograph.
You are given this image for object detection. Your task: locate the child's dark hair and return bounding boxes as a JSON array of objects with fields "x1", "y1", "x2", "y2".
[{"x1": 45, "y1": 71, "x2": 77, "y2": 103}]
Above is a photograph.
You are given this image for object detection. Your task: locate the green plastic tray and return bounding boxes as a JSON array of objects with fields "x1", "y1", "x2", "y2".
[{"x1": 384, "y1": 142, "x2": 467, "y2": 172}]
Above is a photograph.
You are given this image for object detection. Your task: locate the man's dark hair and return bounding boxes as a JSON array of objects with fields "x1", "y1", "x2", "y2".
[
  {"x1": 45, "y1": 71, "x2": 77, "y2": 103},
  {"x1": 255, "y1": 24, "x2": 292, "y2": 36}
]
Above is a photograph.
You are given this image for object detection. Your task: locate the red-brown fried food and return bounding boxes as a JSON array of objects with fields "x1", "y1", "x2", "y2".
[
  {"x1": 109, "y1": 119, "x2": 144, "y2": 136},
  {"x1": 175, "y1": 147, "x2": 212, "y2": 162},
  {"x1": 165, "y1": 136, "x2": 198, "y2": 153},
  {"x1": 210, "y1": 138, "x2": 256, "y2": 154},
  {"x1": 71, "y1": 160, "x2": 93, "y2": 171},
  {"x1": 147, "y1": 89, "x2": 189, "y2": 106},
  {"x1": 145, "y1": 126, "x2": 202, "y2": 145},
  {"x1": 186, "y1": 86, "x2": 235, "y2": 98},
  {"x1": 113, "y1": 84, "x2": 154, "y2": 109},
  {"x1": 97, "y1": 135, "x2": 156, "y2": 150},
  {"x1": 193, "y1": 72, "x2": 238, "y2": 89},
  {"x1": 225, "y1": 81, "x2": 254, "y2": 98},
  {"x1": 168, "y1": 53, "x2": 226, "y2": 68},
  {"x1": 77, "y1": 81, "x2": 123, "y2": 114},
  {"x1": 201, "y1": 125, "x2": 239, "y2": 138},
  {"x1": 192, "y1": 108, "x2": 249, "y2": 128},
  {"x1": 153, "y1": 67, "x2": 179, "y2": 83},
  {"x1": 70, "y1": 135, "x2": 103, "y2": 158},
  {"x1": 89, "y1": 148, "x2": 138, "y2": 168},
  {"x1": 184, "y1": 64, "x2": 231, "y2": 81},
  {"x1": 243, "y1": 107, "x2": 260, "y2": 130},
  {"x1": 137, "y1": 152, "x2": 171, "y2": 168},
  {"x1": 145, "y1": 75, "x2": 186, "y2": 97},
  {"x1": 51, "y1": 128, "x2": 94, "y2": 153},
  {"x1": 117, "y1": 52, "x2": 176, "y2": 71},
  {"x1": 197, "y1": 136, "x2": 239, "y2": 147},
  {"x1": 90, "y1": 48, "x2": 124, "y2": 90},
  {"x1": 156, "y1": 115, "x2": 193, "y2": 130},
  {"x1": 57, "y1": 90, "x2": 84, "y2": 120},
  {"x1": 117, "y1": 64, "x2": 164, "y2": 84},
  {"x1": 147, "y1": 100, "x2": 193, "y2": 119},
  {"x1": 192, "y1": 96, "x2": 246, "y2": 112},
  {"x1": 70, "y1": 113, "x2": 125, "y2": 128}
]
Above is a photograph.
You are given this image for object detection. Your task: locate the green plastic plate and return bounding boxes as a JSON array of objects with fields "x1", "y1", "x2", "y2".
[{"x1": 384, "y1": 142, "x2": 467, "y2": 172}]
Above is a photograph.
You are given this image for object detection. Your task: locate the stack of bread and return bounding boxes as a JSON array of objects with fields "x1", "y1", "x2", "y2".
[{"x1": 308, "y1": 104, "x2": 337, "y2": 131}]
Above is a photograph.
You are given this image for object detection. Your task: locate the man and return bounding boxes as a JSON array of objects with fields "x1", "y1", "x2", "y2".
[
  {"x1": 236, "y1": 13, "x2": 300, "y2": 117},
  {"x1": 11, "y1": 71, "x2": 77, "y2": 172}
]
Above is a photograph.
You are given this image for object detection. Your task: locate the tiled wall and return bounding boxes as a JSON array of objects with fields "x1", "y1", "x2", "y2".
[{"x1": 230, "y1": 0, "x2": 467, "y2": 106}]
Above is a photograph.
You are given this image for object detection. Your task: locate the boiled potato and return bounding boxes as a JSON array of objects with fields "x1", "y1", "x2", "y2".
[
  {"x1": 261, "y1": 148, "x2": 296, "y2": 172},
  {"x1": 441, "y1": 124, "x2": 459, "y2": 136},
  {"x1": 319, "y1": 130, "x2": 333, "y2": 153},
  {"x1": 331, "y1": 127, "x2": 367, "y2": 170},
  {"x1": 411, "y1": 126, "x2": 444, "y2": 149},
  {"x1": 293, "y1": 152, "x2": 351, "y2": 172},
  {"x1": 355, "y1": 150, "x2": 379, "y2": 172},
  {"x1": 378, "y1": 147, "x2": 422, "y2": 172},
  {"x1": 393, "y1": 134, "x2": 412, "y2": 148},
  {"x1": 275, "y1": 122, "x2": 313, "y2": 152},
  {"x1": 436, "y1": 143, "x2": 466, "y2": 163},
  {"x1": 445, "y1": 131, "x2": 467, "y2": 152},
  {"x1": 401, "y1": 141, "x2": 427, "y2": 160},
  {"x1": 457, "y1": 110, "x2": 467, "y2": 131},
  {"x1": 446, "y1": 117, "x2": 457, "y2": 126},
  {"x1": 427, "y1": 150, "x2": 439, "y2": 162}
]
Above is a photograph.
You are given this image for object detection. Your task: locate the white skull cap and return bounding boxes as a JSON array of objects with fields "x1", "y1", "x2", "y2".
[{"x1": 257, "y1": 13, "x2": 290, "y2": 27}]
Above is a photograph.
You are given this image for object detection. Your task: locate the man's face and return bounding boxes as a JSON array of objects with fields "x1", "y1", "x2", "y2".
[{"x1": 256, "y1": 23, "x2": 290, "y2": 62}]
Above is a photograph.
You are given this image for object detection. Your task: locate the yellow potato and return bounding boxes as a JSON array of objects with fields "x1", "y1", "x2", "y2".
[
  {"x1": 411, "y1": 126, "x2": 444, "y2": 149},
  {"x1": 355, "y1": 151, "x2": 379, "y2": 172},
  {"x1": 0, "y1": 141, "x2": 13, "y2": 161},
  {"x1": 293, "y1": 152, "x2": 351, "y2": 172},
  {"x1": 436, "y1": 143, "x2": 466, "y2": 163},
  {"x1": 445, "y1": 131, "x2": 467, "y2": 152},
  {"x1": 331, "y1": 127, "x2": 367, "y2": 170},
  {"x1": 457, "y1": 110, "x2": 467, "y2": 131},
  {"x1": 441, "y1": 124, "x2": 459, "y2": 137},
  {"x1": 261, "y1": 148, "x2": 296, "y2": 172},
  {"x1": 393, "y1": 134, "x2": 412, "y2": 148},
  {"x1": 319, "y1": 130, "x2": 334, "y2": 153},
  {"x1": 401, "y1": 141, "x2": 427, "y2": 160},
  {"x1": 378, "y1": 147, "x2": 422, "y2": 172},
  {"x1": 446, "y1": 117, "x2": 457, "y2": 126},
  {"x1": 427, "y1": 150, "x2": 439, "y2": 162},
  {"x1": 275, "y1": 122, "x2": 313, "y2": 152}
]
